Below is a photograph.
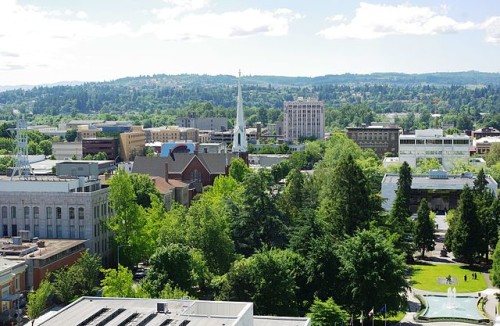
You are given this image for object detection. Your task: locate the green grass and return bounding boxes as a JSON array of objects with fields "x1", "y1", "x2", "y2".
[{"x1": 410, "y1": 263, "x2": 487, "y2": 292}]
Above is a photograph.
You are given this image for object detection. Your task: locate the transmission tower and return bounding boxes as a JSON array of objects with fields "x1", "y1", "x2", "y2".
[{"x1": 10, "y1": 119, "x2": 32, "y2": 180}]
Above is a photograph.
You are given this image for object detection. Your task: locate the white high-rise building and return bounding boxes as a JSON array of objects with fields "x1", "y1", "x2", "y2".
[
  {"x1": 232, "y1": 70, "x2": 248, "y2": 153},
  {"x1": 399, "y1": 129, "x2": 471, "y2": 171},
  {"x1": 284, "y1": 97, "x2": 325, "y2": 142}
]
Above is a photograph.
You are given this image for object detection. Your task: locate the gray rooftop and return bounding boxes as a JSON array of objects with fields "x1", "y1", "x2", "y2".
[
  {"x1": 39, "y1": 297, "x2": 310, "y2": 326},
  {"x1": 382, "y1": 173, "x2": 498, "y2": 191}
]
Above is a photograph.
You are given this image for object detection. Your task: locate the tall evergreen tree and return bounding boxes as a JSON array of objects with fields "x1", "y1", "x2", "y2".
[
  {"x1": 398, "y1": 161, "x2": 412, "y2": 210},
  {"x1": 473, "y1": 168, "x2": 488, "y2": 195},
  {"x1": 450, "y1": 185, "x2": 482, "y2": 264},
  {"x1": 413, "y1": 198, "x2": 435, "y2": 258},
  {"x1": 318, "y1": 154, "x2": 375, "y2": 237}
]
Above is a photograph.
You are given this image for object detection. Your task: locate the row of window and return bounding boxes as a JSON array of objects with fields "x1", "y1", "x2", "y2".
[
  {"x1": 2, "y1": 224, "x2": 85, "y2": 239},
  {"x1": 1, "y1": 206, "x2": 85, "y2": 219},
  {"x1": 400, "y1": 139, "x2": 470, "y2": 145}
]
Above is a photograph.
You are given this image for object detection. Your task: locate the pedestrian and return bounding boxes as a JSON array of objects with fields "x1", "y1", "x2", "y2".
[{"x1": 464, "y1": 275, "x2": 467, "y2": 282}]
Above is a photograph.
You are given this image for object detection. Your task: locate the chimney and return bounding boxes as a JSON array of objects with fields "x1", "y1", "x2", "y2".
[{"x1": 164, "y1": 162, "x2": 169, "y2": 182}]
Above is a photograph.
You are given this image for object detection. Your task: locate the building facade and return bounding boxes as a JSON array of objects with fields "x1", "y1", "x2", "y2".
[
  {"x1": 284, "y1": 97, "x2": 325, "y2": 142},
  {"x1": 399, "y1": 129, "x2": 471, "y2": 171},
  {"x1": 176, "y1": 116, "x2": 228, "y2": 131},
  {"x1": 0, "y1": 258, "x2": 26, "y2": 320},
  {"x1": 346, "y1": 125, "x2": 400, "y2": 157},
  {"x1": 119, "y1": 130, "x2": 146, "y2": 161},
  {"x1": 471, "y1": 127, "x2": 500, "y2": 140},
  {"x1": 0, "y1": 163, "x2": 112, "y2": 261},
  {"x1": 82, "y1": 138, "x2": 119, "y2": 160},
  {"x1": 52, "y1": 142, "x2": 83, "y2": 160}
]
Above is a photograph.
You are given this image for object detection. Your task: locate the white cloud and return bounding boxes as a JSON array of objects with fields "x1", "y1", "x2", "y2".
[
  {"x1": 0, "y1": 0, "x2": 130, "y2": 72},
  {"x1": 482, "y1": 16, "x2": 500, "y2": 44},
  {"x1": 141, "y1": 0, "x2": 301, "y2": 40},
  {"x1": 326, "y1": 14, "x2": 346, "y2": 22},
  {"x1": 318, "y1": 2, "x2": 475, "y2": 40}
]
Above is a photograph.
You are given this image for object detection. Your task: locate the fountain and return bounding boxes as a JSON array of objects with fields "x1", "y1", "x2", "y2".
[{"x1": 445, "y1": 287, "x2": 456, "y2": 309}]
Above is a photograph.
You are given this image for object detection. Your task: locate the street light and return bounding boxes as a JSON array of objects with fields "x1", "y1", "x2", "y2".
[{"x1": 117, "y1": 245, "x2": 130, "y2": 267}]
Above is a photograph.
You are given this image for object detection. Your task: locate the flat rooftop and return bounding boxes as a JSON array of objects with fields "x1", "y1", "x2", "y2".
[
  {"x1": 39, "y1": 297, "x2": 310, "y2": 326},
  {"x1": 0, "y1": 238, "x2": 86, "y2": 259},
  {"x1": 382, "y1": 173, "x2": 497, "y2": 191}
]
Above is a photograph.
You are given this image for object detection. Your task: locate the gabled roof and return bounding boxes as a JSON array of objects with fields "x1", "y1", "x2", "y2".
[{"x1": 150, "y1": 176, "x2": 187, "y2": 194}]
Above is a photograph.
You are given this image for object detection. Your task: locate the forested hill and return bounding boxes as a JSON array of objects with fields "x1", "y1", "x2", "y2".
[{"x1": 1, "y1": 71, "x2": 500, "y2": 119}]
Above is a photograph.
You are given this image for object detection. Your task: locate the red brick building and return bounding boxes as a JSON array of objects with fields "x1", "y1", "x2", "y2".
[{"x1": 82, "y1": 138, "x2": 119, "y2": 160}]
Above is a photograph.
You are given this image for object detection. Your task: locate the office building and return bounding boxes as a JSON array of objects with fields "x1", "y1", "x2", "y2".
[
  {"x1": 399, "y1": 129, "x2": 471, "y2": 171},
  {"x1": 82, "y1": 138, "x2": 119, "y2": 161},
  {"x1": 346, "y1": 125, "x2": 400, "y2": 157},
  {"x1": 284, "y1": 97, "x2": 324, "y2": 142}
]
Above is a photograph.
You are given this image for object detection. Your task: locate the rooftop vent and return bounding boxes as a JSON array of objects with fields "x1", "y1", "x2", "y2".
[{"x1": 157, "y1": 302, "x2": 168, "y2": 314}]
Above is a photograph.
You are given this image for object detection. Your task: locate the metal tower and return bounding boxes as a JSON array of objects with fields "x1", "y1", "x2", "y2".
[{"x1": 11, "y1": 119, "x2": 32, "y2": 180}]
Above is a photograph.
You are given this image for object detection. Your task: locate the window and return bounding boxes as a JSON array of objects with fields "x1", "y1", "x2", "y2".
[
  {"x1": 46, "y1": 207, "x2": 52, "y2": 219},
  {"x1": 1, "y1": 206, "x2": 6, "y2": 219},
  {"x1": 69, "y1": 207, "x2": 75, "y2": 219},
  {"x1": 24, "y1": 206, "x2": 30, "y2": 219},
  {"x1": 24, "y1": 224, "x2": 30, "y2": 231},
  {"x1": 56, "y1": 225, "x2": 62, "y2": 237},
  {"x1": 2, "y1": 225, "x2": 7, "y2": 237},
  {"x1": 70, "y1": 225, "x2": 76, "y2": 239},
  {"x1": 33, "y1": 207, "x2": 39, "y2": 219},
  {"x1": 191, "y1": 169, "x2": 202, "y2": 182},
  {"x1": 47, "y1": 225, "x2": 53, "y2": 238},
  {"x1": 11, "y1": 207, "x2": 16, "y2": 219},
  {"x1": 34, "y1": 225, "x2": 39, "y2": 237},
  {"x1": 78, "y1": 207, "x2": 84, "y2": 219},
  {"x1": 79, "y1": 225, "x2": 85, "y2": 239},
  {"x1": 11, "y1": 225, "x2": 17, "y2": 236},
  {"x1": 56, "y1": 207, "x2": 62, "y2": 219}
]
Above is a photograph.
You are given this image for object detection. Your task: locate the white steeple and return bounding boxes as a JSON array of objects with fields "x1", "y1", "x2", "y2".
[{"x1": 232, "y1": 70, "x2": 247, "y2": 153}]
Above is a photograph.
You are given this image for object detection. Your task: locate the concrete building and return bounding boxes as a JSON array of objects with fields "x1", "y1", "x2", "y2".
[
  {"x1": 77, "y1": 125, "x2": 101, "y2": 141},
  {"x1": 82, "y1": 138, "x2": 119, "y2": 161},
  {"x1": 399, "y1": 129, "x2": 471, "y2": 171},
  {"x1": 474, "y1": 136, "x2": 500, "y2": 156},
  {"x1": 145, "y1": 126, "x2": 200, "y2": 143},
  {"x1": 39, "y1": 297, "x2": 311, "y2": 326},
  {"x1": 0, "y1": 162, "x2": 112, "y2": 262},
  {"x1": 381, "y1": 170, "x2": 498, "y2": 213},
  {"x1": 52, "y1": 142, "x2": 83, "y2": 160},
  {"x1": 119, "y1": 130, "x2": 146, "y2": 161},
  {"x1": 65, "y1": 120, "x2": 104, "y2": 130},
  {"x1": 0, "y1": 257, "x2": 26, "y2": 322},
  {"x1": 198, "y1": 143, "x2": 226, "y2": 154},
  {"x1": 346, "y1": 125, "x2": 400, "y2": 157},
  {"x1": 0, "y1": 238, "x2": 86, "y2": 290},
  {"x1": 176, "y1": 116, "x2": 228, "y2": 131},
  {"x1": 284, "y1": 97, "x2": 325, "y2": 142}
]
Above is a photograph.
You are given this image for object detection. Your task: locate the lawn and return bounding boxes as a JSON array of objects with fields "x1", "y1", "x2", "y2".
[{"x1": 410, "y1": 263, "x2": 487, "y2": 293}]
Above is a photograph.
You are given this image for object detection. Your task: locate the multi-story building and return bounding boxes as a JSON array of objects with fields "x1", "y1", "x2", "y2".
[
  {"x1": 77, "y1": 125, "x2": 101, "y2": 141},
  {"x1": 475, "y1": 136, "x2": 500, "y2": 156},
  {"x1": 176, "y1": 116, "x2": 228, "y2": 131},
  {"x1": 82, "y1": 138, "x2": 119, "y2": 160},
  {"x1": 119, "y1": 129, "x2": 146, "y2": 161},
  {"x1": 284, "y1": 97, "x2": 325, "y2": 142},
  {"x1": 0, "y1": 162, "x2": 112, "y2": 262},
  {"x1": 52, "y1": 142, "x2": 83, "y2": 160},
  {"x1": 145, "y1": 126, "x2": 200, "y2": 143},
  {"x1": 346, "y1": 125, "x2": 400, "y2": 157},
  {"x1": 0, "y1": 258, "x2": 26, "y2": 319},
  {"x1": 471, "y1": 127, "x2": 500, "y2": 140},
  {"x1": 399, "y1": 129, "x2": 471, "y2": 171}
]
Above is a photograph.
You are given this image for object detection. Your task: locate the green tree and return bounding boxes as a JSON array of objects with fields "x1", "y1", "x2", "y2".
[
  {"x1": 65, "y1": 129, "x2": 77, "y2": 142},
  {"x1": 307, "y1": 297, "x2": 349, "y2": 326},
  {"x1": 413, "y1": 199, "x2": 436, "y2": 258},
  {"x1": 27, "y1": 279, "x2": 54, "y2": 326},
  {"x1": 336, "y1": 229, "x2": 407, "y2": 314},
  {"x1": 486, "y1": 143, "x2": 500, "y2": 166},
  {"x1": 129, "y1": 173, "x2": 162, "y2": 208},
  {"x1": 159, "y1": 283, "x2": 191, "y2": 299},
  {"x1": 93, "y1": 152, "x2": 108, "y2": 160},
  {"x1": 490, "y1": 238, "x2": 500, "y2": 287},
  {"x1": 101, "y1": 265, "x2": 142, "y2": 298},
  {"x1": 52, "y1": 267, "x2": 76, "y2": 304},
  {"x1": 72, "y1": 250, "x2": 102, "y2": 296},
  {"x1": 38, "y1": 139, "x2": 52, "y2": 156},
  {"x1": 449, "y1": 185, "x2": 482, "y2": 264},
  {"x1": 219, "y1": 248, "x2": 305, "y2": 316},
  {"x1": 232, "y1": 171, "x2": 289, "y2": 256},
  {"x1": 416, "y1": 158, "x2": 442, "y2": 173},
  {"x1": 318, "y1": 154, "x2": 375, "y2": 237},
  {"x1": 229, "y1": 157, "x2": 251, "y2": 182},
  {"x1": 279, "y1": 168, "x2": 304, "y2": 221}
]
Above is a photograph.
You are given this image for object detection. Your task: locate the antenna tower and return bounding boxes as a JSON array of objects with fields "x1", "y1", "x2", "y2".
[{"x1": 11, "y1": 119, "x2": 32, "y2": 180}]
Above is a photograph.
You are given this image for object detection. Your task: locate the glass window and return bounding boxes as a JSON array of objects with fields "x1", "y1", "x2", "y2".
[
  {"x1": 11, "y1": 207, "x2": 16, "y2": 219},
  {"x1": 24, "y1": 225, "x2": 30, "y2": 231},
  {"x1": 56, "y1": 225, "x2": 62, "y2": 237},
  {"x1": 46, "y1": 207, "x2": 52, "y2": 219},
  {"x1": 56, "y1": 207, "x2": 62, "y2": 219},
  {"x1": 70, "y1": 225, "x2": 76, "y2": 239},
  {"x1": 69, "y1": 207, "x2": 75, "y2": 219},
  {"x1": 34, "y1": 225, "x2": 39, "y2": 238},
  {"x1": 1, "y1": 206, "x2": 6, "y2": 219},
  {"x1": 24, "y1": 206, "x2": 29, "y2": 219},
  {"x1": 33, "y1": 207, "x2": 39, "y2": 219},
  {"x1": 78, "y1": 207, "x2": 84, "y2": 219},
  {"x1": 79, "y1": 225, "x2": 85, "y2": 239},
  {"x1": 47, "y1": 225, "x2": 53, "y2": 238}
]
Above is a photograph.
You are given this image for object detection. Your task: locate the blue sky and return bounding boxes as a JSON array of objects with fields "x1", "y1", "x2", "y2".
[{"x1": 1, "y1": 0, "x2": 500, "y2": 85}]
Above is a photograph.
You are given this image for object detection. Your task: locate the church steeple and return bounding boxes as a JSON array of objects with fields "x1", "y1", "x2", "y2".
[{"x1": 232, "y1": 70, "x2": 247, "y2": 153}]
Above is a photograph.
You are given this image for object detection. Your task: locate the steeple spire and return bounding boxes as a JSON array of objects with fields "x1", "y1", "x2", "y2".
[{"x1": 232, "y1": 70, "x2": 247, "y2": 153}]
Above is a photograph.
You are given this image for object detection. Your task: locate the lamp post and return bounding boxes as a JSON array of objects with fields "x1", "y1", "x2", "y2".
[{"x1": 117, "y1": 245, "x2": 130, "y2": 267}]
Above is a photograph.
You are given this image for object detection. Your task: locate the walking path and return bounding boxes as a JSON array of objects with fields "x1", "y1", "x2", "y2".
[{"x1": 398, "y1": 215, "x2": 498, "y2": 325}]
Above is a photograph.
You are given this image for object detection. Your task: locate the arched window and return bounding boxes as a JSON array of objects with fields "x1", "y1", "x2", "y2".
[
  {"x1": 191, "y1": 169, "x2": 201, "y2": 182},
  {"x1": 69, "y1": 207, "x2": 75, "y2": 219},
  {"x1": 1, "y1": 206, "x2": 6, "y2": 219},
  {"x1": 78, "y1": 207, "x2": 84, "y2": 219}
]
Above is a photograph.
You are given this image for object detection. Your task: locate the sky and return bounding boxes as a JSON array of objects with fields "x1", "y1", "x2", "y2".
[{"x1": 1, "y1": 0, "x2": 500, "y2": 85}]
